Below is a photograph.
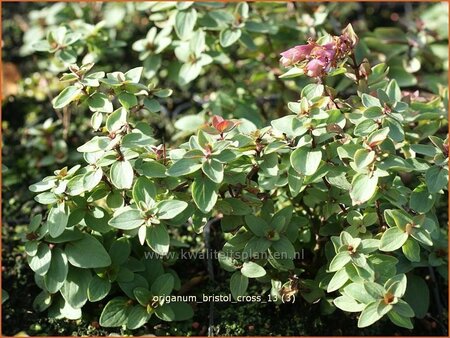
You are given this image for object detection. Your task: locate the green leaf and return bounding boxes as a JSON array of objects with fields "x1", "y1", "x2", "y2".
[
  {"x1": 354, "y1": 149, "x2": 375, "y2": 169},
  {"x1": 119, "y1": 274, "x2": 149, "y2": 301},
  {"x1": 29, "y1": 180, "x2": 55, "y2": 193},
  {"x1": 364, "y1": 282, "x2": 385, "y2": 299},
  {"x1": 32, "y1": 290, "x2": 52, "y2": 312},
  {"x1": 154, "y1": 303, "x2": 175, "y2": 321},
  {"x1": 425, "y1": 166, "x2": 448, "y2": 193},
  {"x1": 109, "y1": 209, "x2": 144, "y2": 230},
  {"x1": 174, "y1": 114, "x2": 204, "y2": 132},
  {"x1": 151, "y1": 273, "x2": 174, "y2": 296},
  {"x1": 60, "y1": 267, "x2": 91, "y2": 309},
  {"x1": 118, "y1": 91, "x2": 138, "y2": 110},
  {"x1": 404, "y1": 275, "x2": 429, "y2": 319},
  {"x1": 393, "y1": 300, "x2": 414, "y2": 318},
  {"x1": 175, "y1": 8, "x2": 197, "y2": 40},
  {"x1": 358, "y1": 301, "x2": 384, "y2": 328},
  {"x1": 409, "y1": 184, "x2": 435, "y2": 213},
  {"x1": 402, "y1": 237, "x2": 420, "y2": 262},
  {"x1": 354, "y1": 119, "x2": 378, "y2": 137},
  {"x1": 279, "y1": 67, "x2": 304, "y2": 79},
  {"x1": 124, "y1": 67, "x2": 143, "y2": 83},
  {"x1": 301, "y1": 84, "x2": 324, "y2": 100},
  {"x1": 88, "y1": 92, "x2": 113, "y2": 113},
  {"x1": 127, "y1": 305, "x2": 150, "y2": 329},
  {"x1": 77, "y1": 136, "x2": 110, "y2": 152},
  {"x1": 344, "y1": 283, "x2": 376, "y2": 304},
  {"x1": 202, "y1": 159, "x2": 224, "y2": 183},
  {"x1": 327, "y1": 268, "x2": 349, "y2": 292},
  {"x1": 25, "y1": 241, "x2": 39, "y2": 257},
  {"x1": 221, "y1": 198, "x2": 252, "y2": 216},
  {"x1": 350, "y1": 173, "x2": 378, "y2": 205},
  {"x1": 192, "y1": 176, "x2": 218, "y2": 213},
  {"x1": 384, "y1": 209, "x2": 412, "y2": 230},
  {"x1": 28, "y1": 243, "x2": 52, "y2": 276},
  {"x1": 107, "y1": 190, "x2": 124, "y2": 208},
  {"x1": 299, "y1": 279, "x2": 324, "y2": 304},
  {"x1": 52, "y1": 86, "x2": 82, "y2": 109},
  {"x1": 143, "y1": 98, "x2": 161, "y2": 113},
  {"x1": 243, "y1": 236, "x2": 272, "y2": 257},
  {"x1": 329, "y1": 252, "x2": 351, "y2": 272},
  {"x1": 156, "y1": 200, "x2": 188, "y2": 220},
  {"x1": 109, "y1": 237, "x2": 131, "y2": 266},
  {"x1": 65, "y1": 234, "x2": 111, "y2": 268},
  {"x1": 271, "y1": 236, "x2": 296, "y2": 259},
  {"x1": 383, "y1": 118, "x2": 404, "y2": 143},
  {"x1": 146, "y1": 224, "x2": 170, "y2": 256},
  {"x1": 178, "y1": 61, "x2": 202, "y2": 85},
  {"x1": 134, "y1": 287, "x2": 152, "y2": 306},
  {"x1": 47, "y1": 203, "x2": 69, "y2": 238},
  {"x1": 241, "y1": 261, "x2": 266, "y2": 278},
  {"x1": 386, "y1": 79, "x2": 402, "y2": 102},
  {"x1": 230, "y1": 271, "x2": 248, "y2": 300},
  {"x1": 106, "y1": 107, "x2": 128, "y2": 132},
  {"x1": 35, "y1": 192, "x2": 58, "y2": 205},
  {"x1": 220, "y1": 28, "x2": 242, "y2": 47},
  {"x1": 52, "y1": 296, "x2": 82, "y2": 320},
  {"x1": 167, "y1": 158, "x2": 202, "y2": 177},
  {"x1": 287, "y1": 166, "x2": 303, "y2": 197},
  {"x1": 169, "y1": 302, "x2": 194, "y2": 321},
  {"x1": 99, "y1": 297, "x2": 130, "y2": 327},
  {"x1": 387, "y1": 310, "x2": 413, "y2": 329},
  {"x1": 290, "y1": 148, "x2": 322, "y2": 176},
  {"x1": 379, "y1": 227, "x2": 408, "y2": 252},
  {"x1": 83, "y1": 168, "x2": 103, "y2": 191},
  {"x1": 133, "y1": 177, "x2": 156, "y2": 210},
  {"x1": 44, "y1": 248, "x2": 68, "y2": 293},
  {"x1": 140, "y1": 160, "x2": 167, "y2": 178},
  {"x1": 110, "y1": 160, "x2": 134, "y2": 190},
  {"x1": 244, "y1": 215, "x2": 269, "y2": 237},
  {"x1": 361, "y1": 93, "x2": 381, "y2": 108},
  {"x1": 88, "y1": 276, "x2": 111, "y2": 302},
  {"x1": 333, "y1": 295, "x2": 365, "y2": 312},
  {"x1": 410, "y1": 227, "x2": 433, "y2": 246}
]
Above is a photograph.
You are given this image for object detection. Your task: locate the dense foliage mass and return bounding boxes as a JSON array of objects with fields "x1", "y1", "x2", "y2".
[{"x1": 2, "y1": 2, "x2": 448, "y2": 336}]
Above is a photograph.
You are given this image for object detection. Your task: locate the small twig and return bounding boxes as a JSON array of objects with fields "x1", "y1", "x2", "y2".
[
  {"x1": 204, "y1": 218, "x2": 217, "y2": 337},
  {"x1": 62, "y1": 106, "x2": 71, "y2": 140},
  {"x1": 216, "y1": 63, "x2": 237, "y2": 84},
  {"x1": 102, "y1": 174, "x2": 114, "y2": 191},
  {"x1": 246, "y1": 164, "x2": 259, "y2": 182},
  {"x1": 322, "y1": 177, "x2": 346, "y2": 213},
  {"x1": 349, "y1": 53, "x2": 362, "y2": 82},
  {"x1": 428, "y1": 266, "x2": 447, "y2": 335},
  {"x1": 321, "y1": 77, "x2": 339, "y2": 109},
  {"x1": 375, "y1": 200, "x2": 385, "y2": 231},
  {"x1": 172, "y1": 181, "x2": 190, "y2": 192}
]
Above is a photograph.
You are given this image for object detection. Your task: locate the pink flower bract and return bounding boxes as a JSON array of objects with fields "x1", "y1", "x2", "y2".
[{"x1": 279, "y1": 44, "x2": 314, "y2": 67}]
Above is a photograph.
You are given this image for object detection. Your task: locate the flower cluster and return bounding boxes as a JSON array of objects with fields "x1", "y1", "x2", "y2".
[{"x1": 280, "y1": 24, "x2": 358, "y2": 77}]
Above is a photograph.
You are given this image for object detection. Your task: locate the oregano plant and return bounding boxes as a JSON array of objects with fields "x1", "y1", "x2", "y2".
[{"x1": 26, "y1": 22, "x2": 448, "y2": 332}]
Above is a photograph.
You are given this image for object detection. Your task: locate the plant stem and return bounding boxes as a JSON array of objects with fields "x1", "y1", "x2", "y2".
[
  {"x1": 375, "y1": 200, "x2": 385, "y2": 231},
  {"x1": 204, "y1": 218, "x2": 216, "y2": 336}
]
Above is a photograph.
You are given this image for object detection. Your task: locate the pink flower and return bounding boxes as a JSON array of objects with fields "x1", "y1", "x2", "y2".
[
  {"x1": 279, "y1": 24, "x2": 358, "y2": 78},
  {"x1": 337, "y1": 34, "x2": 355, "y2": 55},
  {"x1": 320, "y1": 43, "x2": 336, "y2": 61},
  {"x1": 306, "y1": 58, "x2": 326, "y2": 77},
  {"x1": 279, "y1": 44, "x2": 314, "y2": 67}
]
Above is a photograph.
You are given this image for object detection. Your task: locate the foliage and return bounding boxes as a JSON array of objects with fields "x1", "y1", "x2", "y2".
[
  {"x1": 25, "y1": 27, "x2": 448, "y2": 333},
  {"x1": 2, "y1": 2, "x2": 448, "y2": 335}
]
